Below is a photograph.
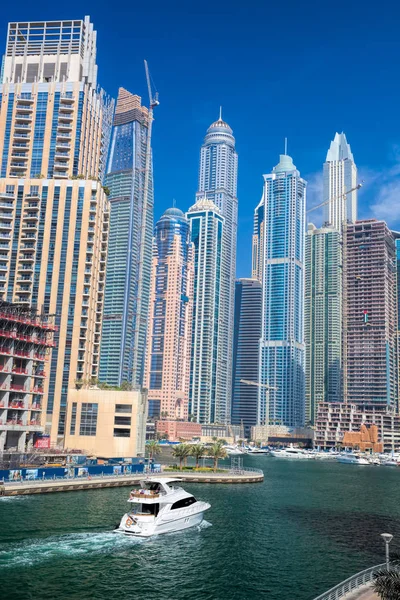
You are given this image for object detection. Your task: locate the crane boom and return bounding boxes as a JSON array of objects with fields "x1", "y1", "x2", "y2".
[{"x1": 306, "y1": 182, "x2": 363, "y2": 215}]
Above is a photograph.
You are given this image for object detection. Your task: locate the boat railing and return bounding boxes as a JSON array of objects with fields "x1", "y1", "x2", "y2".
[{"x1": 312, "y1": 563, "x2": 386, "y2": 600}]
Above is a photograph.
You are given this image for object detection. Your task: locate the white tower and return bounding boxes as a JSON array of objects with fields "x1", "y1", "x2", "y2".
[
  {"x1": 196, "y1": 110, "x2": 238, "y2": 423},
  {"x1": 323, "y1": 132, "x2": 357, "y2": 230}
]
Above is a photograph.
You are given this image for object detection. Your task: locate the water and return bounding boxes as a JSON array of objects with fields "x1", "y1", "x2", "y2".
[{"x1": 1, "y1": 457, "x2": 400, "y2": 600}]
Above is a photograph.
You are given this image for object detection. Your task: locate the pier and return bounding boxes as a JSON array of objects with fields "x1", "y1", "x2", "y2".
[{"x1": 1, "y1": 468, "x2": 263, "y2": 496}]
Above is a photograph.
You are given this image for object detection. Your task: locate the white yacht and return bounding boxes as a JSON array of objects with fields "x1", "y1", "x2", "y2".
[
  {"x1": 225, "y1": 445, "x2": 246, "y2": 455},
  {"x1": 337, "y1": 454, "x2": 369, "y2": 465},
  {"x1": 115, "y1": 478, "x2": 211, "y2": 537},
  {"x1": 247, "y1": 447, "x2": 269, "y2": 455},
  {"x1": 270, "y1": 446, "x2": 312, "y2": 459}
]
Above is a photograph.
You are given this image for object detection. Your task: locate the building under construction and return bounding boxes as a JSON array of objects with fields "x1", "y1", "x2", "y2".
[
  {"x1": 0, "y1": 301, "x2": 56, "y2": 453},
  {"x1": 343, "y1": 219, "x2": 397, "y2": 407}
]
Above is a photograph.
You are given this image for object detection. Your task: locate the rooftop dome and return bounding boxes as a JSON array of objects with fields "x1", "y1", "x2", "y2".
[
  {"x1": 163, "y1": 207, "x2": 185, "y2": 218},
  {"x1": 188, "y1": 197, "x2": 221, "y2": 214},
  {"x1": 204, "y1": 108, "x2": 235, "y2": 146}
]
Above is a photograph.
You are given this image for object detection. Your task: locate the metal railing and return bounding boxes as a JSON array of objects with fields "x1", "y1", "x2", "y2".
[{"x1": 313, "y1": 563, "x2": 386, "y2": 600}]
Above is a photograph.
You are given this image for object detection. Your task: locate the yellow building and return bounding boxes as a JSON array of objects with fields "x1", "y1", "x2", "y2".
[
  {"x1": 64, "y1": 388, "x2": 148, "y2": 458},
  {"x1": 0, "y1": 17, "x2": 114, "y2": 444}
]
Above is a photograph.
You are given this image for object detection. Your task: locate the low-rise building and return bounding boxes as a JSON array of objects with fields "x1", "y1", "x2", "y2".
[
  {"x1": 155, "y1": 420, "x2": 201, "y2": 442},
  {"x1": 0, "y1": 302, "x2": 56, "y2": 453},
  {"x1": 315, "y1": 402, "x2": 400, "y2": 452},
  {"x1": 64, "y1": 388, "x2": 147, "y2": 458}
]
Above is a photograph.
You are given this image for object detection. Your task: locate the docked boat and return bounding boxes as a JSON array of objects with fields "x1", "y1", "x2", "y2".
[
  {"x1": 337, "y1": 453, "x2": 369, "y2": 465},
  {"x1": 270, "y1": 446, "x2": 312, "y2": 459},
  {"x1": 225, "y1": 445, "x2": 246, "y2": 455},
  {"x1": 115, "y1": 478, "x2": 211, "y2": 537},
  {"x1": 247, "y1": 447, "x2": 269, "y2": 455}
]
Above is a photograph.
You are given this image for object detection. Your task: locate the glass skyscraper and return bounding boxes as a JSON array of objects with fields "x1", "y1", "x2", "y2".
[
  {"x1": 231, "y1": 278, "x2": 262, "y2": 437},
  {"x1": 187, "y1": 198, "x2": 225, "y2": 424},
  {"x1": 256, "y1": 154, "x2": 306, "y2": 427},
  {"x1": 305, "y1": 224, "x2": 342, "y2": 424},
  {"x1": 196, "y1": 112, "x2": 238, "y2": 423},
  {"x1": 144, "y1": 207, "x2": 194, "y2": 420},
  {"x1": 99, "y1": 88, "x2": 154, "y2": 387}
]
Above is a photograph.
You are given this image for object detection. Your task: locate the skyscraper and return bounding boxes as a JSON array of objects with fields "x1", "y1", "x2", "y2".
[
  {"x1": 257, "y1": 154, "x2": 306, "y2": 427},
  {"x1": 144, "y1": 207, "x2": 194, "y2": 420},
  {"x1": 323, "y1": 132, "x2": 357, "y2": 230},
  {"x1": 196, "y1": 111, "x2": 238, "y2": 423},
  {"x1": 305, "y1": 224, "x2": 342, "y2": 424},
  {"x1": 0, "y1": 17, "x2": 112, "y2": 442},
  {"x1": 231, "y1": 278, "x2": 262, "y2": 437},
  {"x1": 252, "y1": 199, "x2": 264, "y2": 282},
  {"x1": 187, "y1": 198, "x2": 225, "y2": 424},
  {"x1": 343, "y1": 219, "x2": 397, "y2": 407},
  {"x1": 99, "y1": 89, "x2": 154, "y2": 387}
]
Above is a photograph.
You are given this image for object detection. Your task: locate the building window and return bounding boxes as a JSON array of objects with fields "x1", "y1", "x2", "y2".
[
  {"x1": 115, "y1": 404, "x2": 132, "y2": 413},
  {"x1": 79, "y1": 403, "x2": 98, "y2": 436},
  {"x1": 114, "y1": 416, "x2": 131, "y2": 426},
  {"x1": 113, "y1": 428, "x2": 131, "y2": 438},
  {"x1": 70, "y1": 402, "x2": 77, "y2": 435}
]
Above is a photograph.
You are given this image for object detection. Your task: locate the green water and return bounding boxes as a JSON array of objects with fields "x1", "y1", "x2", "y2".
[{"x1": 1, "y1": 457, "x2": 400, "y2": 600}]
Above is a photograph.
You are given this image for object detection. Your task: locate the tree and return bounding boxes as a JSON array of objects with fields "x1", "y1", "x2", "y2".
[
  {"x1": 146, "y1": 440, "x2": 161, "y2": 460},
  {"x1": 190, "y1": 444, "x2": 206, "y2": 469},
  {"x1": 172, "y1": 444, "x2": 191, "y2": 470},
  {"x1": 160, "y1": 411, "x2": 169, "y2": 420},
  {"x1": 208, "y1": 441, "x2": 228, "y2": 472},
  {"x1": 373, "y1": 568, "x2": 400, "y2": 599}
]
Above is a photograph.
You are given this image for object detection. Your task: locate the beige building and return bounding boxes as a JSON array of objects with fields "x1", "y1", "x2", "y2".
[
  {"x1": 0, "y1": 17, "x2": 113, "y2": 443},
  {"x1": 144, "y1": 208, "x2": 194, "y2": 420},
  {"x1": 64, "y1": 388, "x2": 148, "y2": 458}
]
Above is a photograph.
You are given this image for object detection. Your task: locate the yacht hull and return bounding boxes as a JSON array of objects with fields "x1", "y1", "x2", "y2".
[{"x1": 115, "y1": 508, "x2": 208, "y2": 537}]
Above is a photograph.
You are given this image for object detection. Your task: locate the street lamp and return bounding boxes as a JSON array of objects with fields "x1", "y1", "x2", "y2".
[{"x1": 381, "y1": 533, "x2": 393, "y2": 571}]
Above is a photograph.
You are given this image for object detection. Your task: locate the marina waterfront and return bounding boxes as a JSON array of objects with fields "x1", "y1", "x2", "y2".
[{"x1": 1, "y1": 456, "x2": 400, "y2": 600}]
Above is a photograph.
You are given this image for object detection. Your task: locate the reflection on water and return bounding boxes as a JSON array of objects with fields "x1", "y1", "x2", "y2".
[{"x1": 0, "y1": 458, "x2": 399, "y2": 600}]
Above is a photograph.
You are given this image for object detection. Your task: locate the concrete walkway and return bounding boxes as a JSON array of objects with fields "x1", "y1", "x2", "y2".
[
  {"x1": 2, "y1": 469, "x2": 263, "y2": 496},
  {"x1": 343, "y1": 584, "x2": 378, "y2": 599}
]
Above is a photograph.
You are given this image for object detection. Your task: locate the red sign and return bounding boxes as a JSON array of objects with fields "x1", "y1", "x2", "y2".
[{"x1": 34, "y1": 436, "x2": 50, "y2": 449}]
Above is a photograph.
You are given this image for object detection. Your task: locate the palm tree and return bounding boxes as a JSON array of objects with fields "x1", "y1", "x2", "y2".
[
  {"x1": 172, "y1": 444, "x2": 191, "y2": 470},
  {"x1": 373, "y1": 568, "x2": 400, "y2": 599},
  {"x1": 190, "y1": 444, "x2": 206, "y2": 469},
  {"x1": 146, "y1": 440, "x2": 161, "y2": 460},
  {"x1": 208, "y1": 441, "x2": 228, "y2": 472}
]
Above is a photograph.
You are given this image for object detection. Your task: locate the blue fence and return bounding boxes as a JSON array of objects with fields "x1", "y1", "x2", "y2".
[{"x1": 0, "y1": 462, "x2": 145, "y2": 482}]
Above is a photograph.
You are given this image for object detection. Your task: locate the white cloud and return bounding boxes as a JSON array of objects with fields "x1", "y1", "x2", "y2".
[{"x1": 370, "y1": 179, "x2": 400, "y2": 225}]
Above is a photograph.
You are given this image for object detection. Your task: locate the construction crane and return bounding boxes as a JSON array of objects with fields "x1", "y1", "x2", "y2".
[
  {"x1": 240, "y1": 379, "x2": 278, "y2": 436},
  {"x1": 306, "y1": 182, "x2": 363, "y2": 215},
  {"x1": 131, "y1": 61, "x2": 159, "y2": 385}
]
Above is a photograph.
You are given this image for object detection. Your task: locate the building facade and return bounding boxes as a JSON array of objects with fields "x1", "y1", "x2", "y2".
[
  {"x1": 252, "y1": 198, "x2": 264, "y2": 282},
  {"x1": 0, "y1": 17, "x2": 112, "y2": 442},
  {"x1": 196, "y1": 112, "x2": 238, "y2": 423},
  {"x1": 257, "y1": 154, "x2": 306, "y2": 427},
  {"x1": 316, "y1": 402, "x2": 400, "y2": 453},
  {"x1": 305, "y1": 224, "x2": 342, "y2": 424},
  {"x1": 231, "y1": 278, "x2": 262, "y2": 437},
  {"x1": 64, "y1": 388, "x2": 147, "y2": 458},
  {"x1": 187, "y1": 198, "x2": 225, "y2": 424},
  {"x1": 0, "y1": 301, "x2": 56, "y2": 452},
  {"x1": 343, "y1": 220, "x2": 397, "y2": 407},
  {"x1": 323, "y1": 132, "x2": 357, "y2": 230},
  {"x1": 99, "y1": 88, "x2": 153, "y2": 387},
  {"x1": 144, "y1": 207, "x2": 194, "y2": 420}
]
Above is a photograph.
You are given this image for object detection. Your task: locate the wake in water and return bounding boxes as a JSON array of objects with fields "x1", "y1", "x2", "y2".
[
  {"x1": 0, "y1": 521, "x2": 212, "y2": 569},
  {"x1": 0, "y1": 531, "x2": 145, "y2": 568}
]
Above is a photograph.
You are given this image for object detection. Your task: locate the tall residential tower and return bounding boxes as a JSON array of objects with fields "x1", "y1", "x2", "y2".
[
  {"x1": 144, "y1": 207, "x2": 194, "y2": 420},
  {"x1": 323, "y1": 132, "x2": 357, "y2": 230},
  {"x1": 196, "y1": 112, "x2": 238, "y2": 423},
  {"x1": 0, "y1": 17, "x2": 113, "y2": 443},
  {"x1": 99, "y1": 88, "x2": 154, "y2": 387},
  {"x1": 305, "y1": 224, "x2": 342, "y2": 424},
  {"x1": 187, "y1": 198, "x2": 225, "y2": 424},
  {"x1": 257, "y1": 154, "x2": 306, "y2": 427}
]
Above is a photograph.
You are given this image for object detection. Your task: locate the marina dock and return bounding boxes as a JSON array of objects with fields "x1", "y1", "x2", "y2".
[{"x1": 1, "y1": 468, "x2": 264, "y2": 496}]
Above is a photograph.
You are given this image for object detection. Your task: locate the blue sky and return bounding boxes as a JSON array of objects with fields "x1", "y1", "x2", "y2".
[{"x1": 2, "y1": 0, "x2": 400, "y2": 276}]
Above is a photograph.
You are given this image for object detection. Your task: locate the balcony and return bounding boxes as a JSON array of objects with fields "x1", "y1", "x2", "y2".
[
  {"x1": 0, "y1": 221, "x2": 12, "y2": 230},
  {"x1": 15, "y1": 114, "x2": 32, "y2": 123},
  {"x1": 13, "y1": 122, "x2": 31, "y2": 131},
  {"x1": 9, "y1": 162, "x2": 27, "y2": 170},
  {"x1": 56, "y1": 131, "x2": 71, "y2": 140},
  {"x1": 12, "y1": 132, "x2": 30, "y2": 141},
  {"x1": 16, "y1": 96, "x2": 34, "y2": 104},
  {"x1": 0, "y1": 203, "x2": 14, "y2": 211}
]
